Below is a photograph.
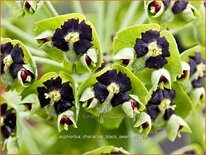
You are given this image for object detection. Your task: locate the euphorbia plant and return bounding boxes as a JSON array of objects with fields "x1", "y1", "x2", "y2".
[{"x1": 0, "y1": 1, "x2": 205, "y2": 154}]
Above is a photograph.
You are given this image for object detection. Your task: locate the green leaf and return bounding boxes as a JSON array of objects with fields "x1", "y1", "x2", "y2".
[{"x1": 172, "y1": 82, "x2": 193, "y2": 118}]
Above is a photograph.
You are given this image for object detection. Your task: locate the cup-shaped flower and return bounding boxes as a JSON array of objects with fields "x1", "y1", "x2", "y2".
[
  {"x1": 57, "y1": 110, "x2": 77, "y2": 132},
  {"x1": 146, "y1": 88, "x2": 176, "y2": 121},
  {"x1": 113, "y1": 24, "x2": 182, "y2": 85},
  {"x1": 166, "y1": 114, "x2": 191, "y2": 141},
  {"x1": 134, "y1": 112, "x2": 152, "y2": 136},
  {"x1": 1, "y1": 39, "x2": 36, "y2": 87},
  {"x1": 37, "y1": 76, "x2": 74, "y2": 115},
  {"x1": 34, "y1": 14, "x2": 103, "y2": 73},
  {"x1": 78, "y1": 64, "x2": 149, "y2": 128}
]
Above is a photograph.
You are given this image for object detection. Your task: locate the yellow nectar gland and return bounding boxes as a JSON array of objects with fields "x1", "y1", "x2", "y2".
[
  {"x1": 147, "y1": 41, "x2": 162, "y2": 57},
  {"x1": 158, "y1": 98, "x2": 176, "y2": 112},
  {"x1": 107, "y1": 82, "x2": 120, "y2": 94},
  {"x1": 45, "y1": 90, "x2": 61, "y2": 102},
  {"x1": 3, "y1": 55, "x2": 14, "y2": 67},
  {"x1": 195, "y1": 63, "x2": 205, "y2": 78},
  {"x1": 64, "y1": 32, "x2": 80, "y2": 45}
]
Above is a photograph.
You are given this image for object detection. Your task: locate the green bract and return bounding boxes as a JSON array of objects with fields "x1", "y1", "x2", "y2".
[{"x1": 34, "y1": 13, "x2": 103, "y2": 73}]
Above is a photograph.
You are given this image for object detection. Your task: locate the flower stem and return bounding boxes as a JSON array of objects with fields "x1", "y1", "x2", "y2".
[
  {"x1": 119, "y1": 1, "x2": 141, "y2": 30},
  {"x1": 71, "y1": 1, "x2": 83, "y2": 14},
  {"x1": 151, "y1": 130, "x2": 167, "y2": 143},
  {"x1": 33, "y1": 56, "x2": 65, "y2": 70},
  {"x1": 104, "y1": 2, "x2": 120, "y2": 53},
  {"x1": 26, "y1": 46, "x2": 48, "y2": 57},
  {"x1": 44, "y1": 1, "x2": 58, "y2": 17},
  {"x1": 1, "y1": 19, "x2": 37, "y2": 46},
  {"x1": 136, "y1": 13, "x2": 148, "y2": 24},
  {"x1": 96, "y1": 1, "x2": 105, "y2": 49}
]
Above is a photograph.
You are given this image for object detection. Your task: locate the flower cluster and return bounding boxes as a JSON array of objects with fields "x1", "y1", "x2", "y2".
[
  {"x1": 93, "y1": 70, "x2": 131, "y2": 107},
  {"x1": 146, "y1": 88, "x2": 176, "y2": 121},
  {"x1": 52, "y1": 18, "x2": 93, "y2": 55},
  {"x1": 134, "y1": 29, "x2": 170, "y2": 69},
  {"x1": 37, "y1": 76, "x2": 74, "y2": 114},
  {"x1": 1, "y1": 103, "x2": 16, "y2": 139},
  {"x1": 1, "y1": 42, "x2": 34, "y2": 83}
]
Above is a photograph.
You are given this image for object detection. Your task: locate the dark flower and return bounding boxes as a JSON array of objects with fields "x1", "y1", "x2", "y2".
[
  {"x1": 1, "y1": 42, "x2": 25, "y2": 79},
  {"x1": 134, "y1": 30, "x2": 170, "y2": 69},
  {"x1": 189, "y1": 52, "x2": 205, "y2": 88},
  {"x1": 93, "y1": 69, "x2": 131, "y2": 107},
  {"x1": 0, "y1": 104, "x2": 16, "y2": 139},
  {"x1": 37, "y1": 76, "x2": 74, "y2": 114},
  {"x1": 52, "y1": 18, "x2": 93, "y2": 55},
  {"x1": 146, "y1": 88, "x2": 176, "y2": 120},
  {"x1": 172, "y1": 1, "x2": 188, "y2": 14}
]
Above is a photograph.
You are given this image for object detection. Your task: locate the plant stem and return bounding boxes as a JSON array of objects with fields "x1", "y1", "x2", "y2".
[
  {"x1": 104, "y1": 2, "x2": 120, "y2": 53},
  {"x1": 1, "y1": 19, "x2": 37, "y2": 46},
  {"x1": 119, "y1": 1, "x2": 141, "y2": 30},
  {"x1": 26, "y1": 46, "x2": 48, "y2": 57},
  {"x1": 44, "y1": 1, "x2": 58, "y2": 17},
  {"x1": 136, "y1": 13, "x2": 148, "y2": 24},
  {"x1": 151, "y1": 130, "x2": 167, "y2": 143},
  {"x1": 71, "y1": 1, "x2": 83, "y2": 14},
  {"x1": 33, "y1": 56, "x2": 65, "y2": 70},
  {"x1": 96, "y1": 1, "x2": 105, "y2": 49}
]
